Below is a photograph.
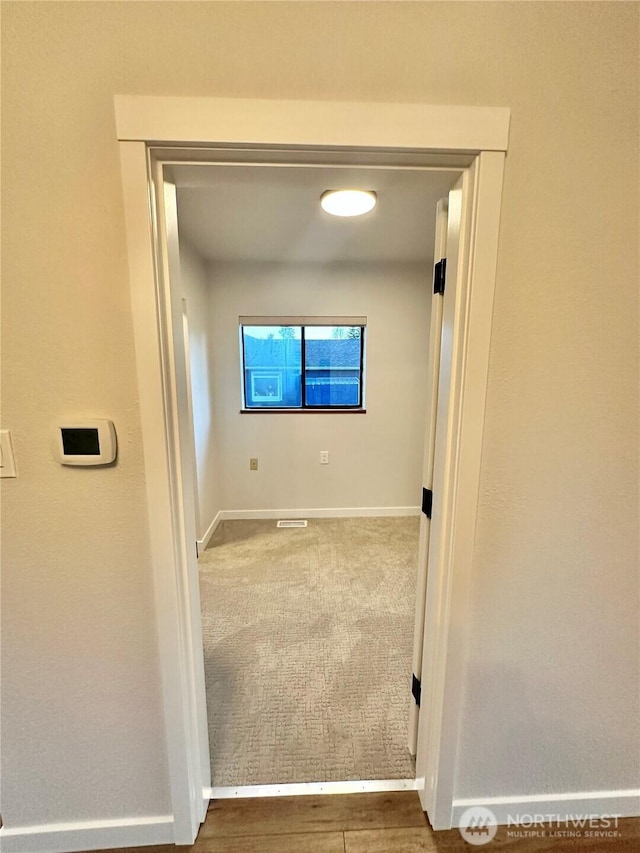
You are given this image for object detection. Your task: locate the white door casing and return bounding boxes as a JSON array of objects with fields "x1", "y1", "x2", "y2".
[
  {"x1": 116, "y1": 98, "x2": 508, "y2": 842},
  {"x1": 153, "y1": 170, "x2": 212, "y2": 831},
  {"x1": 157, "y1": 175, "x2": 212, "y2": 814},
  {"x1": 415, "y1": 159, "x2": 507, "y2": 826}
]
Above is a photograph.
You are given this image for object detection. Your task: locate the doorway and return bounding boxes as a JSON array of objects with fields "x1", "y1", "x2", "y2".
[
  {"x1": 171, "y1": 161, "x2": 458, "y2": 790},
  {"x1": 116, "y1": 94, "x2": 509, "y2": 843},
  {"x1": 171, "y1": 162, "x2": 456, "y2": 534}
]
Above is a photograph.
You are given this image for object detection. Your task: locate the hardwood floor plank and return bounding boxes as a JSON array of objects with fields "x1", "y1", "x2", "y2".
[
  {"x1": 345, "y1": 826, "x2": 438, "y2": 852},
  {"x1": 345, "y1": 817, "x2": 640, "y2": 853},
  {"x1": 78, "y1": 848, "x2": 190, "y2": 853},
  {"x1": 191, "y1": 830, "x2": 345, "y2": 852},
  {"x1": 201, "y1": 792, "x2": 426, "y2": 838}
]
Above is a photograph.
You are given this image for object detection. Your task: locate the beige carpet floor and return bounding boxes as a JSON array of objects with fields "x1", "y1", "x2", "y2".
[{"x1": 199, "y1": 516, "x2": 419, "y2": 786}]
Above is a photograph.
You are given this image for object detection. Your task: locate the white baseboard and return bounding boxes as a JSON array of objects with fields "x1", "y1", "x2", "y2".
[
  {"x1": 0, "y1": 814, "x2": 174, "y2": 853},
  {"x1": 452, "y1": 789, "x2": 640, "y2": 826},
  {"x1": 218, "y1": 506, "x2": 420, "y2": 521},
  {"x1": 197, "y1": 509, "x2": 222, "y2": 554}
]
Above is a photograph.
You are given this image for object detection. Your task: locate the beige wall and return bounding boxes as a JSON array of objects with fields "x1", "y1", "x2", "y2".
[
  {"x1": 1, "y1": 0, "x2": 638, "y2": 832},
  {"x1": 207, "y1": 261, "x2": 431, "y2": 512}
]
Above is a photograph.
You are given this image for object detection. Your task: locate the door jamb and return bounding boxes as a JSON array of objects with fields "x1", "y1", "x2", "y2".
[{"x1": 116, "y1": 97, "x2": 509, "y2": 842}]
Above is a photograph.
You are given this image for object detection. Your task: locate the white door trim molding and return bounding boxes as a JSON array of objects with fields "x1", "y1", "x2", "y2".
[
  {"x1": 115, "y1": 96, "x2": 510, "y2": 153},
  {"x1": 116, "y1": 97, "x2": 509, "y2": 841},
  {"x1": 118, "y1": 142, "x2": 209, "y2": 845}
]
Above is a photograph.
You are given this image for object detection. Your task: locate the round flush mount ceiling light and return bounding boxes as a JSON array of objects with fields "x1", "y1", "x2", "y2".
[{"x1": 320, "y1": 189, "x2": 377, "y2": 217}]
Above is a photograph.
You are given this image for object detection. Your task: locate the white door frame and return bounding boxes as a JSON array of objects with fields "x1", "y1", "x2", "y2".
[{"x1": 115, "y1": 96, "x2": 509, "y2": 842}]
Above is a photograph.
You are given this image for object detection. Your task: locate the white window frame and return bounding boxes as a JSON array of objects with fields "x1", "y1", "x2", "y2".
[
  {"x1": 250, "y1": 372, "x2": 283, "y2": 403},
  {"x1": 115, "y1": 96, "x2": 509, "y2": 844}
]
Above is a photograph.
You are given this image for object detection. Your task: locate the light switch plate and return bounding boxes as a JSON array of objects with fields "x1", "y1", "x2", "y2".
[{"x1": 0, "y1": 430, "x2": 17, "y2": 477}]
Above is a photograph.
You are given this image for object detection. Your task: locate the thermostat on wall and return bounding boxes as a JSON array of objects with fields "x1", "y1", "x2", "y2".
[{"x1": 53, "y1": 420, "x2": 117, "y2": 466}]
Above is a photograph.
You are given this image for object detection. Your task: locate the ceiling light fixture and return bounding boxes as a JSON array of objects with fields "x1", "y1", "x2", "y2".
[{"x1": 320, "y1": 189, "x2": 377, "y2": 217}]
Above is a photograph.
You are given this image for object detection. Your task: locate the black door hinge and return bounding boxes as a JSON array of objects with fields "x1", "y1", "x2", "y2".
[
  {"x1": 422, "y1": 487, "x2": 433, "y2": 519},
  {"x1": 412, "y1": 674, "x2": 422, "y2": 707},
  {"x1": 433, "y1": 258, "x2": 446, "y2": 295}
]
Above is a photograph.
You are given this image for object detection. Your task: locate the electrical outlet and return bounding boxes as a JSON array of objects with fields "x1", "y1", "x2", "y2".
[
  {"x1": 320, "y1": 451, "x2": 329, "y2": 464},
  {"x1": 249, "y1": 458, "x2": 258, "y2": 471}
]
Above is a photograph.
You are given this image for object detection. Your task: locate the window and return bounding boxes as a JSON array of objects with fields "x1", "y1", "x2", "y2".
[{"x1": 240, "y1": 318, "x2": 366, "y2": 411}]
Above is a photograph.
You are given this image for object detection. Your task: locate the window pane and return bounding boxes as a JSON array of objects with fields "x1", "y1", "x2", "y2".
[
  {"x1": 243, "y1": 326, "x2": 302, "y2": 407},
  {"x1": 304, "y1": 326, "x2": 362, "y2": 407}
]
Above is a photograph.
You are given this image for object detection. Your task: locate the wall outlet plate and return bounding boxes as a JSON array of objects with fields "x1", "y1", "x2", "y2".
[{"x1": 249, "y1": 458, "x2": 258, "y2": 470}]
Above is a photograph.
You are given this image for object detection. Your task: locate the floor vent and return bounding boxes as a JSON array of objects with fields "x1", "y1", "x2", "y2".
[{"x1": 277, "y1": 519, "x2": 308, "y2": 528}]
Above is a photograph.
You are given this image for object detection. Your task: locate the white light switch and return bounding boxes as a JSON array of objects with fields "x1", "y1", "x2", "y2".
[{"x1": 0, "y1": 430, "x2": 17, "y2": 477}]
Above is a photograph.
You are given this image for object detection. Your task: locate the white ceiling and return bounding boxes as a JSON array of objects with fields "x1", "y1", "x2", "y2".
[{"x1": 174, "y1": 164, "x2": 459, "y2": 264}]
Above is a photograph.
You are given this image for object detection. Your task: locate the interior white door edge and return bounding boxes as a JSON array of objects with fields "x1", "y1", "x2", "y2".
[{"x1": 408, "y1": 196, "x2": 449, "y2": 757}]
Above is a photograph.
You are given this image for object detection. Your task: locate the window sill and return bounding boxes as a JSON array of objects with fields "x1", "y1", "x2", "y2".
[{"x1": 240, "y1": 408, "x2": 367, "y2": 415}]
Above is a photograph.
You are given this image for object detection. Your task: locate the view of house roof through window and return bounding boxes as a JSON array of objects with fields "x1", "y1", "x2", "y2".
[{"x1": 241, "y1": 322, "x2": 365, "y2": 410}]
